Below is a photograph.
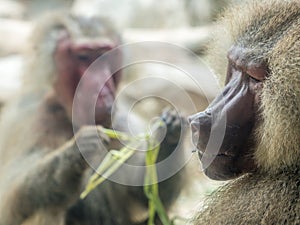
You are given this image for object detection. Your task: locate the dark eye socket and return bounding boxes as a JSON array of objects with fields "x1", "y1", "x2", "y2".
[
  {"x1": 76, "y1": 51, "x2": 105, "y2": 62},
  {"x1": 77, "y1": 54, "x2": 90, "y2": 61}
]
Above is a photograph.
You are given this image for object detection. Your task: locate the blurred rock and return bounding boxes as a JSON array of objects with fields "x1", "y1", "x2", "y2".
[
  {"x1": 185, "y1": 0, "x2": 213, "y2": 26},
  {"x1": 117, "y1": 43, "x2": 220, "y2": 121},
  {"x1": 19, "y1": 0, "x2": 73, "y2": 19},
  {"x1": 72, "y1": 0, "x2": 188, "y2": 29},
  {"x1": 0, "y1": 55, "x2": 23, "y2": 104},
  {"x1": 72, "y1": 0, "x2": 229, "y2": 28},
  {"x1": 0, "y1": 19, "x2": 32, "y2": 56},
  {"x1": 0, "y1": 0, "x2": 25, "y2": 19},
  {"x1": 129, "y1": 0, "x2": 188, "y2": 28},
  {"x1": 123, "y1": 26, "x2": 214, "y2": 55},
  {"x1": 185, "y1": 0, "x2": 230, "y2": 26}
]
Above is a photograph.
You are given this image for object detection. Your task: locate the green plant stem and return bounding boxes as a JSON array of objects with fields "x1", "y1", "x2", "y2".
[
  {"x1": 80, "y1": 141, "x2": 140, "y2": 199},
  {"x1": 81, "y1": 121, "x2": 172, "y2": 225},
  {"x1": 100, "y1": 127, "x2": 131, "y2": 141},
  {"x1": 144, "y1": 141, "x2": 172, "y2": 225}
]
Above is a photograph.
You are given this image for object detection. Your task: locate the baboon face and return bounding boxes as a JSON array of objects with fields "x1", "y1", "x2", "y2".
[
  {"x1": 52, "y1": 20, "x2": 122, "y2": 127},
  {"x1": 189, "y1": 46, "x2": 268, "y2": 180}
]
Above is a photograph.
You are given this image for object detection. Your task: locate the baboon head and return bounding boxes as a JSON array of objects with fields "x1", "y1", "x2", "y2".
[
  {"x1": 189, "y1": 0, "x2": 300, "y2": 180},
  {"x1": 24, "y1": 12, "x2": 122, "y2": 127}
]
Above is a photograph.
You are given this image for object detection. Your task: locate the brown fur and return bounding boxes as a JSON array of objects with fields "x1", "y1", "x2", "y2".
[
  {"x1": 193, "y1": 170, "x2": 300, "y2": 224},
  {"x1": 191, "y1": 0, "x2": 300, "y2": 224}
]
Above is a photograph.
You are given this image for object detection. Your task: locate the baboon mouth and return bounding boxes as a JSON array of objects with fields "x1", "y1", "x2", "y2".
[
  {"x1": 197, "y1": 149, "x2": 235, "y2": 160},
  {"x1": 217, "y1": 151, "x2": 236, "y2": 157}
]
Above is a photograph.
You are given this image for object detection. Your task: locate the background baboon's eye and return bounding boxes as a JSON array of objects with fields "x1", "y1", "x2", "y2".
[{"x1": 76, "y1": 54, "x2": 90, "y2": 61}]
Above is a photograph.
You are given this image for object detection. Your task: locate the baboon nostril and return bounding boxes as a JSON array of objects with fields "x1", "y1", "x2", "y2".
[{"x1": 205, "y1": 108, "x2": 212, "y2": 116}]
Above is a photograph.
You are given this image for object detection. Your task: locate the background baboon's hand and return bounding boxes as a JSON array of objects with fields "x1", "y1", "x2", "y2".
[
  {"x1": 73, "y1": 126, "x2": 110, "y2": 168},
  {"x1": 161, "y1": 108, "x2": 186, "y2": 145}
]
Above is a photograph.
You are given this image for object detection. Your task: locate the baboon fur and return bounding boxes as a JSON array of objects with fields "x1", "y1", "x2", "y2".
[{"x1": 191, "y1": 0, "x2": 300, "y2": 224}]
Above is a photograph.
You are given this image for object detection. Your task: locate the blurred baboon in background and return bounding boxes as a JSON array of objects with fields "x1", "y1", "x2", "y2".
[{"x1": 0, "y1": 12, "x2": 186, "y2": 225}]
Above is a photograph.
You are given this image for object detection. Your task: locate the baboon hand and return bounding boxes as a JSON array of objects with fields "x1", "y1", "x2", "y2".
[
  {"x1": 161, "y1": 108, "x2": 186, "y2": 145},
  {"x1": 73, "y1": 125, "x2": 110, "y2": 169}
]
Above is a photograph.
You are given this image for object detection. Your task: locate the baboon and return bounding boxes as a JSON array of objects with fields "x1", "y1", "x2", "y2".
[
  {"x1": 189, "y1": 0, "x2": 299, "y2": 224},
  {"x1": 0, "y1": 12, "x2": 185, "y2": 225}
]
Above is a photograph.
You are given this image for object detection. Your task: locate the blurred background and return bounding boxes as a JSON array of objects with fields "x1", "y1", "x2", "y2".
[{"x1": 0, "y1": 0, "x2": 232, "y2": 221}]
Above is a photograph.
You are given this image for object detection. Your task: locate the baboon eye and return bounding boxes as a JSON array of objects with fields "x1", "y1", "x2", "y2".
[
  {"x1": 248, "y1": 74, "x2": 261, "y2": 83},
  {"x1": 77, "y1": 54, "x2": 90, "y2": 61},
  {"x1": 246, "y1": 63, "x2": 268, "y2": 82}
]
